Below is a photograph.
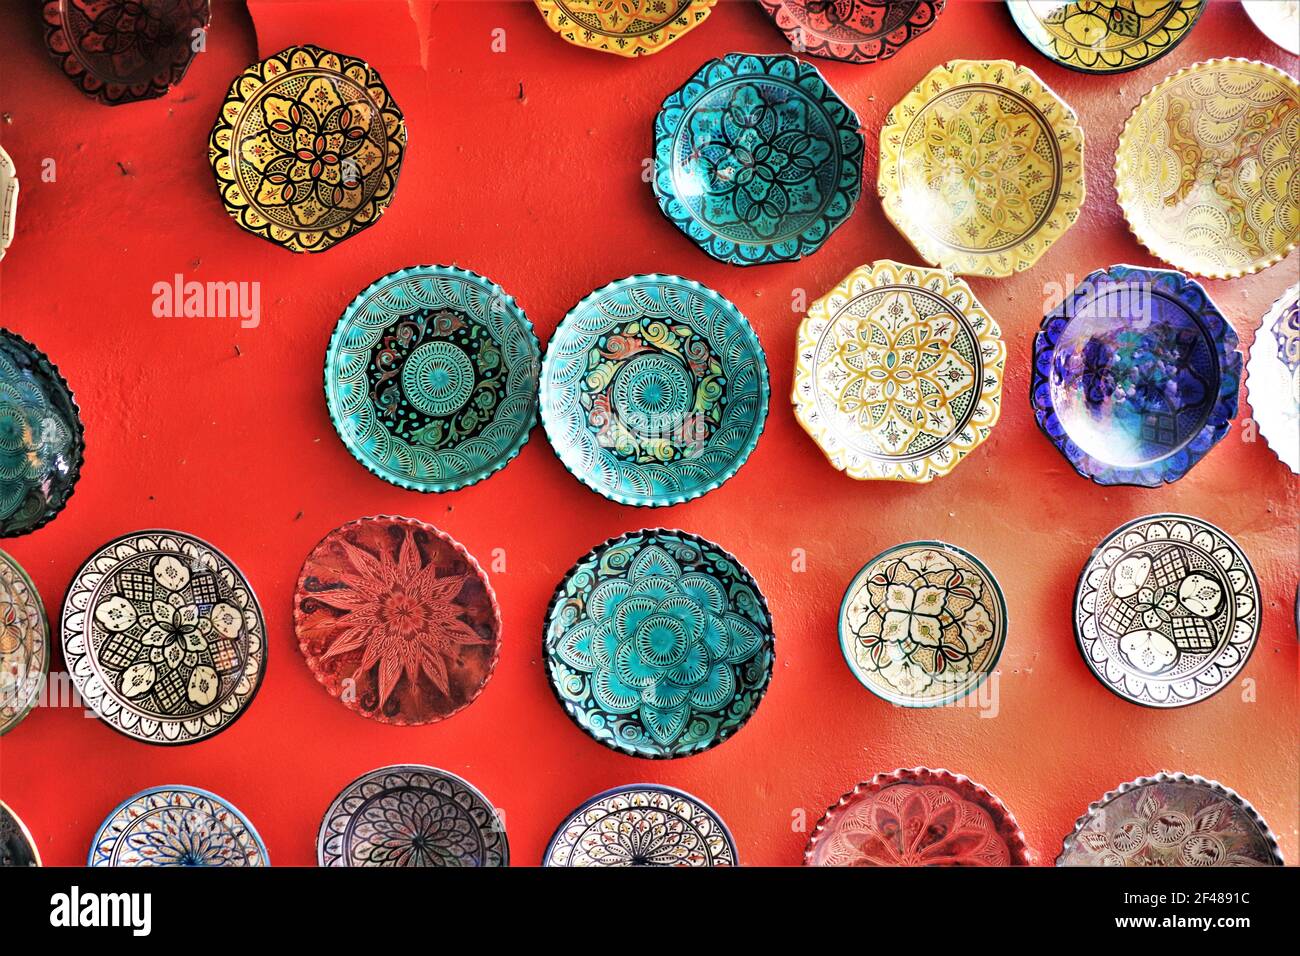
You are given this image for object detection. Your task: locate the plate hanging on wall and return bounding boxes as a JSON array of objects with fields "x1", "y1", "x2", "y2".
[
  {"x1": 89, "y1": 786, "x2": 268, "y2": 866},
  {"x1": 1246, "y1": 284, "x2": 1300, "y2": 473},
  {"x1": 532, "y1": 0, "x2": 717, "y2": 56},
  {"x1": 0, "y1": 548, "x2": 49, "y2": 736},
  {"x1": 1005, "y1": 0, "x2": 1204, "y2": 74},
  {"x1": 756, "y1": 0, "x2": 946, "y2": 64}
]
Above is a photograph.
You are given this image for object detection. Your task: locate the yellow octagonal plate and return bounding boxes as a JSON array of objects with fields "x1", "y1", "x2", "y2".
[
  {"x1": 878, "y1": 60, "x2": 1085, "y2": 278},
  {"x1": 793, "y1": 260, "x2": 1006, "y2": 483},
  {"x1": 533, "y1": 0, "x2": 717, "y2": 57},
  {"x1": 1116, "y1": 58, "x2": 1299, "y2": 279}
]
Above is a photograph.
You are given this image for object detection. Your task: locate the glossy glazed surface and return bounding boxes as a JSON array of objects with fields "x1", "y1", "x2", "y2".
[
  {"x1": 532, "y1": 0, "x2": 717, "y2": 56},
  {"x1": 757, "y1": 0, "x2": 945, "y2": 63},
  {"x1": 0, "y1": 146, "x2": 15, "y2": 261},
  {"x1": 0, "y1": 801, "x2": 40, "y2": 867},
  {"x1": 89, "y1": 786, "x2": 267, "y2": 866},
  {"x1": 1241, "y1": 0, "x2": 1300, "y2": 56},
  {"x1": 0, "y1": 549, "x2": 47, "y2": 736},
  {"x1": 1245, "y1": 284, "x2": 1299, "y2": 472},
  {"x1": 1006, "y1": 0, "x2": 1204, "y2": 73}
]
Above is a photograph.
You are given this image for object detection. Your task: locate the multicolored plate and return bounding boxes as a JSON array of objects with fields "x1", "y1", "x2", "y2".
[
  {"x1": 1246, "y1": 284, "x2": 1299, "y2": 473},
  {"x1": 325, "y1": 265, "x2": 539, "y2": 492},
  {"x1": 1074, "y1": 514, "x2": 1260, "y2": 709},
  {"x1": 1242, "y1": 0, "x2": 1300, "y2": 56},
  {"x1": 757, "y1": 0, "x2": 945, "y2": 64},
  {"x1": 543, "y1": 784, "x2": 737, "y2": 866},
  {"x1": 1057, "y1": 773, "x2": 1284, "y2": 866},
  {"x1": 1005, "y1": 0, "x2": 1204, "y2": 74},
  {"x1": 62, "y1": 530, "x2": 266, "y2": 744},
  {"x1": 42, "y1": 0, "x2": 210, "y2": 105},
  {"x1": 318, "y1": 765, "x2": 508, "y2": 867},
  {"x1": 208, "y1": 44, "x2": 406, "y2": 253},
  {"x1": 793, "y1": 260, "x2": 1004, "y2": 482},
  {"x1": 1116, "y1": 58, "x2": 1299, "y2": 279},
  {"x1": 0, "y1": 330, "x2": 84, "y2": 537},
  {"x1": 0, "y1": 801, "x2": 40, "y2": 866},
  {"x1": 89, "y1": 786, "x2": 268, "y2": 866},
  {"x1": 653, "y1": 53, "x2": 863, "y2": 265},
  {"x1": 0, "y1": 146, "x2": 16, "y2": 261},
  {"x1": 1031, "y1": 266, "x2": 1240, "y2": 486},
  {"x1": 879, "y1": 59, "x2": 1084, "y2": 277},
  {"x1": 294, "y1": 516, "x2": 501, "y2": 725},
  {"x1": 540, "y1": 275, "x2": 768, "y2": 507},
  {"x1": 0, "y1": 548, "x2": 48, "y2": 735},
  {"x1": 805, "y1": 768, "x2": 1031, "y2": 866},
  {"x1": 532, "y1": 0, "x2": 716, "y2": 56},
  {"x1": 544, "y1": 529, "x2": 775, "y2": 759}
]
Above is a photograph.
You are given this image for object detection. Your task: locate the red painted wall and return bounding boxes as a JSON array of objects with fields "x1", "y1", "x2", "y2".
[{"x1": 0, "y1": 0, "x2": 1295, "y2": 866}]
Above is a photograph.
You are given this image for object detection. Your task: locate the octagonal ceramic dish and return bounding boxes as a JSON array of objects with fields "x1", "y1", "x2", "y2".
[
  {"x1": 1005, "y1": 0, "x2": 1204, "y2": 74},
  {"x1": 89, "y1": 786, "x2": 268, "y2": 866},
  {"x1": 1246, "y1": 284, "x2": 1299, "y2": 473},
  {"x1": 532, "y1": 0, "x2": 717, "y2": 56},
  {"x1": 757, "y1": 0, "x2": 945, "y2": 63},
  {"x1": 0, "y1": 548, "x2": 48, "y2": 736}
]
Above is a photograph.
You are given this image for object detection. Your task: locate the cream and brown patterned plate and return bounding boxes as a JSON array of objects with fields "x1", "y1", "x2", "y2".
[{"x1": 0, "y1": 549, "x2": 47, "y2": 735}]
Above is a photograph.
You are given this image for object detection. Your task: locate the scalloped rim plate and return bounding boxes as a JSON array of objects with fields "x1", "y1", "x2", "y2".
[
  {"x1": 1005, "y1": 0, "x2": 1205, "y2": 74},
  {"x1": 1246, "y1": 283, "x2": 1300, "y2": 473},
  {"x1": 532, "y1": 0, "x2": 717, "y2": 57}
]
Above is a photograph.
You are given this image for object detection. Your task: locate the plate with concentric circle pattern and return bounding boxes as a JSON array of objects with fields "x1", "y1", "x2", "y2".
[
  {"x1": 89, "y1": 786, "x2": 268, "y2": 866},
  {"x1": 0, "y1": 548, "x2": 48, "y2": 735}
]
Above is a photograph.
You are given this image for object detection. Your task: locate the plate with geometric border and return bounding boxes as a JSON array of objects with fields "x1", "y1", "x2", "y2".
[{"x1": 88, "y1": 786, "x2": 268, "y2": 866}]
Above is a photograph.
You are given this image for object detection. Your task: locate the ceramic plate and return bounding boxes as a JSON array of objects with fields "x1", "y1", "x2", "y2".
[
  {"x1": 294, "y1": 516, "x2": 501, "y2": 725},
  {"x1": 1006, "y1": 0, "x2": 1204, "y2": 73},
  {"x1": 1246, "y1": 284, "x2": 1299, "y2": 473},
  {"x1": 805, "y1": 768, "x2": 1031, "y2": 866},
  {"x1": 1, "y1": 801, "x2": 40, "y2": 866},
  {"x1": 208, "y1": 44, "x2": 406, "y2": 253},
  {"x1": 533, "y1": 0, "x2": 716, "y2": 56},
  {"x1": 543, "y1": 784, "x2": 737, "y2": 866},
  {"x1": 0, "y1": 549, "x2": 48, "y2": 735},
  {"x1": 0, "y1": 331, "x2": 84, "y2": 537},
  {"x1": 1116, "y1": 58, "x2": 1299, "y2": 279},
  {"x1": 540, "y1": 275, "x2": 768, "y2": 507},
  {"x1": 793, "y1": 260, "x2": 1004, "y2": 482},
  {"x1": 757, "y1": 0, "x2": 945, "y2": 64},
  {"x1": 544, "y1": 529, "x2": 774, "y2": 758},
  {"x1": 1074, "y1": 514, "x2": 1260, "y2": 709},
  {"x1": 1241, "y1": 0, "x2": 1300, "y2": 55},
  {"x1": 1031, "y1": 266, "x2": 1240, "y2": 487},
  {"x1": 42, "y1": 0, "x2": 210, "y2": 105},
  {"x1": 653, "y1": 53, "x2": 863, "y2": 265},
  {"x1": 325, "y1": 265, "x2": 539, "y2": 491},
  {"x1": 318, "y1": 765, "x2": 508, "y2": 867},
  {"x1": 879, "y1": 59, "x2": 1084, "y2": 277},
  {"x1": 61, "y1": 530, "x2": 266, "y2": 744},
  {"x1": 89, "y1": 786, "x2": 268, "y2": 866},
  {"x1": 0, "y1": 146, "x2": 16, "y2": 261},
  {"x1": 1057, "y1": 772, "x2": 1284, "y2": 866},
  {"x1": 840, "y1": 542, "x2": 1006, "y2": 708}
]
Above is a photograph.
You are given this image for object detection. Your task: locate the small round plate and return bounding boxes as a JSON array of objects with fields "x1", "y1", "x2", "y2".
[
  {"x1": 757, "y1": 0, "x2": 945, "y2": 64},
  {"x1": 1031, "y1": 266, "x2": 1240, "y2": 487},
  {"x1": 1116, "y1": 58, "x2": 1299, "y2": 279},
  {"x1": 61, "y1": 530, "x2": 267, "y2": 744},
  {"x1": 0, "y1": 548, "x2": 48, "y2": 735},
  {"x1": 1, "y1": 801, "x2": 41, "y2": 866},
  {"x1": 532, "y1": 0, "x2": 717, "y2": 57},
  {"x1": 1057, "y1": 772, "x2": 1284, "y2": 866},
  {"x1": 793, "y1": 260, "x2": 1005, "y2": 482},
  {"x1": 1074, "y1": 514, "x2": 1260, "y2": 709},
  {"x1": 89, "y1": 786, "x2": 268, "y2": 866},
  {"x1": 544, "y1": 529, "x2": 775, "y2": 759},
  {"x1": 879, "y1": 59, "x2": 1084, "y2": 277},
  {"x1": 805, "y1": 768, "x2": 1031, "y2": 866},
  {"x1": 840, "y1": 542, "x2": 1006, "y2": 708},
  {"x1": 208, "y1": 44, "x2": 407, "y2": 253},
  {"x1": 540, "y1": 275, "x2": 768, "y2": 507},
  {"x1": 325, "y1": 265, "x2": 539, "y2": 492},
  {"x1": 294, "y1": 516, "x2": 501, "y2": 725},
  {"x1": 0, "y1": 330, "x2": 84, "y2": 536},
  {"x1": 653, "y1": 53, "x2": 864, "y2": 266},
  {"x1": 1246, "y1": 284, "x2": 1299, "y2": 473},
  {"x1": 1006, "y1": 0, "x2": 1204, "y2": 74},
  {"x1": 42, "y1": 0, "x2": 211, "y2": 105},
  {"x1": 318, "y1": 765, "x2": 507, "y2": 867},
  {"x1": 0, "y1": 145, "x2": 16, "y2": 261},
  {"x1": 1242, "y1": 0, "x2": 1300, "y2": 56},
  {"x1": 543, "y1": 784, "x2": 737, "y2": 866}
]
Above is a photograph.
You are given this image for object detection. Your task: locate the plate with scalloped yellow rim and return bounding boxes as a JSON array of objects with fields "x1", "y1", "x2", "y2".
[{"x1": 532, "y1": 0, "x2": 716, "y2": 56}]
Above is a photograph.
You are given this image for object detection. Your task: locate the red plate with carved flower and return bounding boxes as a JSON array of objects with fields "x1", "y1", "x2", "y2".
[
  {"x1": 804, "y1": 767, "x2": 1031, "y2": 866},
  {"x1": 756, "y1": 0, "x2": 945, "y2": 63},
  {"x1": 293, "y1": 516, "x2": 501, "y2": 726}
]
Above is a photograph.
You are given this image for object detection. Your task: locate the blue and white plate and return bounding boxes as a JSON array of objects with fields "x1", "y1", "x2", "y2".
[{"x1": 89, "y1": 786, "x2": 268, "y2": 866}]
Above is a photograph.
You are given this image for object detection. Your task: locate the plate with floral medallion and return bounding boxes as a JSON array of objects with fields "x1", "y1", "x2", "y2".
[
  {"x1": 532, "y1": 0, "x2": 716, "y2": 56},
  {"x1": 1006, "y1": 0, "x2": 1204, "y2": 74},
  {"x1": 89, "y1": 786, "x2": 268, "y2": 866},
  {"x1": 0, "y1": 145, "x2": 17, "y2": 261},
  {"x1": 0, "y1": 548, "x2": 48, "y2": 735},
  {"x1": 1246, "y1": 284, "x2": 1299, "y2": 473},
  {"x1": 1, "y1": 801, "x2": 40, "y2": 866},
  {"x1": 757, "y1": 0, "x2": 945, "y2": 64}
]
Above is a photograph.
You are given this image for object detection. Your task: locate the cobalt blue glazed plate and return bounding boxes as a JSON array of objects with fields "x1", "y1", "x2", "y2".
[
  {"x1": 653, "y1": 53, "x2": 864, "y2": 265},
  {"x1": 89, "y1": 786, "x2": 268, "y2": 866},
  {"x1": 544, "y1": 529, "x2": 775, "y2": 759},
  {"x1": 540, "y1": 274, "x2": 768, "y2": 507},
  {"x1": 1031, "y1": 266, "x2": 1239, "y2": 486},
  {"x1": 326, "y1": 265, "x2": 540, "y2": 493}
]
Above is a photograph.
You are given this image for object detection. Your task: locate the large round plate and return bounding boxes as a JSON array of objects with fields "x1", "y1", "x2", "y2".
[
  {"x1": 294, "y1": 516, "x2": 501, "y2": 725},
  {"x1": 532, "y1": 0, "x2": 716, "y2": 57},
  {"x1": 0, "y1": 145, "x2": 16, "y2": 261},
  {"x1": 1116, "y1": 58, "x2": 1299, "y2": 279},
  {"x1": 757, "y1": 1, "x2": 945, "y2": 64},
  {"x1": 61, "y1": 530, "x2": 267, "y2": 744},
  {"x1": 805, "y1": 768, "x2": 1031, "y2": 866},
  {"x1": 653, "y1": 53, "x2": 863, "y2": 266},
  {"x1": 793, "y1": 260, "x2": 1004, "y2": 482},
  {"x1": 1006, "y1": 0, "x2": 1204, "y2": 74},
  {"x1": 1246, "y1": 284, "x2": 1299, "y2": 473},
  {"x1": 317, "y1": 765, "x2": 507, "y2": 867},
  {"x1": 1074, "y1": 514, "x2": 1260, "y2": 709},
  {"x1": 543, "y1": 784, "x2": 737, "y2": 866},
  {"x1": 89, "y1": 786, "x2": 268, "y2": 866},
  {"x1": 1, "y1": 801, "x2": 40, "y2": 866},
  {"x1": 0, "y1": 548, "x2": 48, "y2": 735},
  {"x1": 1242, "y1": 0, "x2": 1300, "y2": 56},
  {"x1": 879, "y1": 59, "x2": 1084, "y2": 277},
  {"x1": 544, "y1": 529, "x2": 775, "y2": 759},
  {"x1": 208, "y1": 44, "x2": 406, "y2": 253},
  {"x1": 325, "y1": 265, "x2": 539, "y2": 492},
  {"x1": 1057, "y1": 772, "x2": 1283, "y2": 866},
  {"x1": 540, "y1": 275, "x2": 768, "y2": 507}
]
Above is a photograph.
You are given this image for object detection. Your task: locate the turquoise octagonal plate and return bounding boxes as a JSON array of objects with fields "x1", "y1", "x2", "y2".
[
  {"x1": 325, "y1": 265, "x2": 540, "y2": 492},
  {"x1": 540, "y1": 274, "x2": 769, "y2": 507}
]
